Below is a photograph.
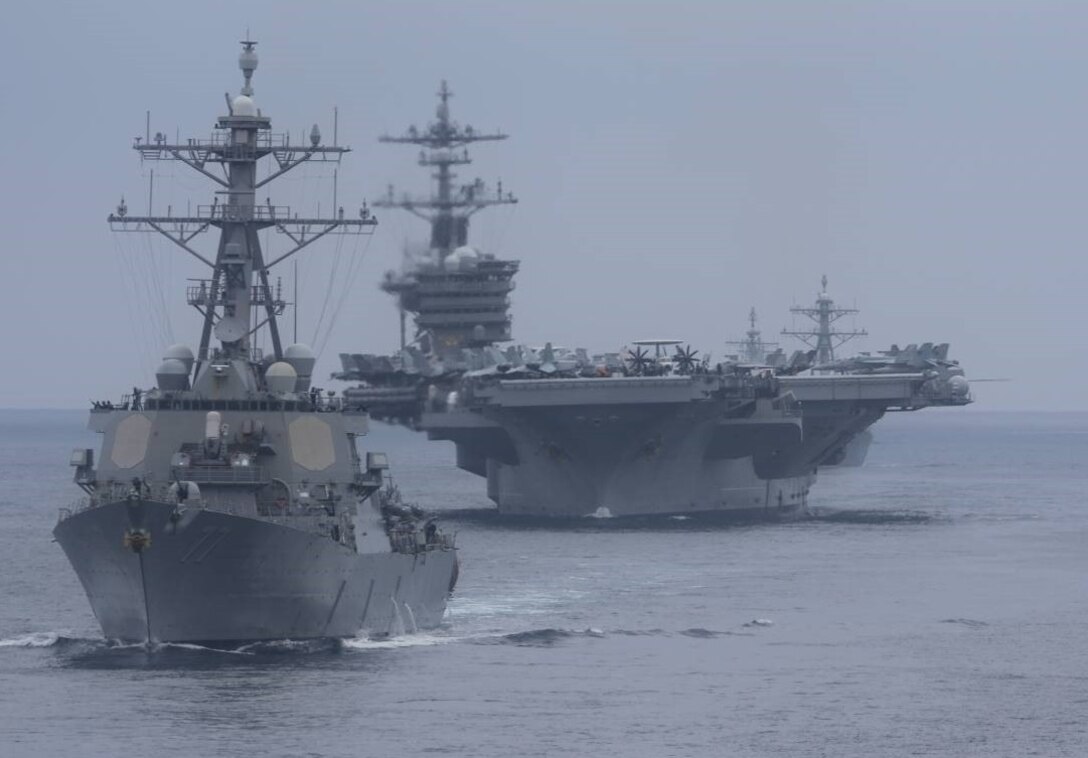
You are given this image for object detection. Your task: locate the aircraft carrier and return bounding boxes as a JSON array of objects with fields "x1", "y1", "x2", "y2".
[
  {"x1": 54, "y1": 41, "x2": 457, "y2": 644},
  {"x1": 416, "y1": 334, "x2": 968, "y2": 517},
  {"x1": 334, "y1": 91, "x2": 971, "y2": 518}
]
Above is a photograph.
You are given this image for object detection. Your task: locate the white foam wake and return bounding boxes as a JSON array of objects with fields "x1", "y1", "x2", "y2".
[
  {"x1": 341, "y1": 633, "x2": 457, "y2": 651},
  {"x1": 158, "y1": 642, "x2": 254, "y2": 655},
  {"x1": 0, "y1": 632, "x2": 62, "y2": 648}
]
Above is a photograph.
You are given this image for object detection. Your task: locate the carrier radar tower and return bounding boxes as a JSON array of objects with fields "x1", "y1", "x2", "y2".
[{"x1": 377, "y1": 82, "x2": 519, "y2": 352}]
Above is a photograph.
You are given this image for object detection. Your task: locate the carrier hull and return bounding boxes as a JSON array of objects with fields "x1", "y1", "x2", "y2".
[
  {"x1": 424, "y1": 380, "x2": 814, "y2": 518},
  {"x1": 482, "y1": 452, "x2": 814, "y2": 518},
  {"x1": 54, "y1": 500, "x2": 456, "y2": 644}
]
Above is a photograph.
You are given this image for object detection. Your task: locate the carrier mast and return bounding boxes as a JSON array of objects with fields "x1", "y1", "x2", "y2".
[{"x1": 376, "y1": 81, "x2": 516, "y2": 259}]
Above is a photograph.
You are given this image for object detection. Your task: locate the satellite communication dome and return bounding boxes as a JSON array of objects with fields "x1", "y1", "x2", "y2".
[
  {"x1": 163, "y1": 344, "x2": 195, "y2": 373},
  {"x1": 284, "y1": 343, "x2": 315, "y2": 362},
  {"x1": 156, "y1": 359, "x2": 190, "y2": 391},
  {"x1": 265, "y1": 362, "x2": 298, "y2": 394},
  {"x1": 232, "y1": 95, "x2": 257, "y2": 117},
  {"x1": 284, "y1": 343, "x2": 316, "y2": 391},
  {"x1": 448, "y1": 246, "x2": 479, "y2": 269}
]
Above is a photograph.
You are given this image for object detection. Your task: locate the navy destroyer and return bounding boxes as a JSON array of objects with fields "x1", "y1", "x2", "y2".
[
  {"x1": 333, "y1": 92, "x2": 970, "y2": 518},
  {"x1": 54, "y1": 41, "x2": 457, "y2": 644},
  {"x1": 726, "y1": 292, "x2": 874, "y2": 466}
]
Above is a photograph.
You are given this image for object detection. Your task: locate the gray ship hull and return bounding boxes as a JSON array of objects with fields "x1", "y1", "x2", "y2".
[
  {"x1": 824, "y1": 429, "x2": 873, "y2": 467},
  {"x1": 483, "y1": 451, "x2": 814, "y2": 519},
  {"x1": 54, "y1": 500, "x2": 456, "y2": 644},
  {"x1": 425, "y1": 380, "x2": 814, "y2": 518}
]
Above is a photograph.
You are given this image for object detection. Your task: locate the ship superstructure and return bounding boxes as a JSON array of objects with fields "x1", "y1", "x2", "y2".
[
  {"x1": 54, "y1": 41, "x2": 457, "y2": 644},
  {"x1": 377, "y1": 81, "x2": 519, "y2": 354},
  {"x1": 334, "y1": 83, "x2": 519, "y2": 421}
]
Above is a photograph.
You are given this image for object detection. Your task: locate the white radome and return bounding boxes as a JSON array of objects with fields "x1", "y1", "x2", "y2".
[
  {"x1": 162, "y1": 344, "x2": 195, "y2": 373},
  {"x1": 448, "y1": 246, "x2": 479, "y2": 266},
  {"x1": 232, "y1": 95, "x2": 257, "y2": 117},
  {"x1": 265, "y1": 361, "x2": 298, "y2": 393}
]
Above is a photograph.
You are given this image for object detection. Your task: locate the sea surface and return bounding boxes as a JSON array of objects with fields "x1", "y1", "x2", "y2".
[{"x1": 0, "y1": 408, "x2": 1085, "y2": 757}]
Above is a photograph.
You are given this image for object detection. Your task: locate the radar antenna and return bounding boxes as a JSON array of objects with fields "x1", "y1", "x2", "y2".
[{"x1": 375, "y1": 80, "x2": 517, "y2": 259}]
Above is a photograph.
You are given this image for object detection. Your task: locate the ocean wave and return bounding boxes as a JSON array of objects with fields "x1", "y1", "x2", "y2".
[
  {"x1": 232, "y1": 638, "x2": 343, "y2": 655},
  {"x1": 809, "y1": 508, "x2": 940, "y2": 525},
  {"x1": 743, "y1": 618, "x2": 774, "y2": 628},
  {"x1": 677, "y1": 626, "x2": 759, "y2": 638},
  {"x1": 474, "y1": 627, "x2": 607, "y2": 647},
  {"x1": 678, "y1": 627, "x2": 726, "y2": 638},
  {"x1": 940, "y1": 618, "x2": 989, "y2": 629}
]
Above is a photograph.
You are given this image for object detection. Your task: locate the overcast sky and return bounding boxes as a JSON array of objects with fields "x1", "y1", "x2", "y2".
[{"x1": 1, "y1": 0, "x2": 1084, "y2": 410}]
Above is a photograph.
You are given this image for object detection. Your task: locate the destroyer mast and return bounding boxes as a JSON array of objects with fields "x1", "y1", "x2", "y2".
[
  {"x1": 377, "y1": 82, "x2": 519, "y2": 352},
  {"x1": 726, "y1": 307, "x2": 780, "y2": 364},
  {"x1": 781, "y1": 275, "x2": 867, "y2": 364},
  {"x1": 110, "y1": 37, "x2": 374, "y2": 364}
]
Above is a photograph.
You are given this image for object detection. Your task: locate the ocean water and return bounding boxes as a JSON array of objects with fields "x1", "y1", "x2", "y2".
[{"x1": 1, "y1": 408, "x2": 1086, "y2": 757}]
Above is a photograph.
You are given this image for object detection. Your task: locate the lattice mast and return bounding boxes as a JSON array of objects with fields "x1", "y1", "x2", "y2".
[
  {"x1": 726, "y1": 307, "x2": 779, "y2": 364},
  {"x1": 108, "y1": 39, "x2": 375, "y2": 368},
  {"x1": 781, "y1": 275, "x2": 867, "y2": 364},
  {"x1": 375, "y1": 81, "x2": 517, "y2": 260}
]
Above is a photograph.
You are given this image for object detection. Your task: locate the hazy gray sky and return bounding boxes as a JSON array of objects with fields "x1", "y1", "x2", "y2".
[{"x1": 1, "y1": 0, "x2": 1084, "y2": 410}]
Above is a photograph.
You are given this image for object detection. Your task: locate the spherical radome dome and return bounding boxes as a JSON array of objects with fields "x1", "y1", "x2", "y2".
[
  {"x1": 265, "y1": 361, "x2": 298, "y2": 394},
  {"x1": 157, "y1": 358, "x2": 188, "y2": 374},
  {"x1": 232, "y1": 95, "x2": 257, "y2": 117},
  {"x1": 284, "y1": 343, "x2": 316, "y2": 392},
  {"x1": 949, "y1": 375, "x2": 970, "y2": 396},
  {"x1": 284, "y1": 343, "x2": 315, "y2": 360},
  {"x1": 162, "y1": 344, "x2": 195, "y2": 375},
  {"x1": 163, "y1": 344, "x2": 195, "y2": 363},
  {"x1": 156, "y1": 359, "x2": 190, "y2": 391},
  {"x1": 448, "y1": 246, "x2": 479, "y2": 269}
]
